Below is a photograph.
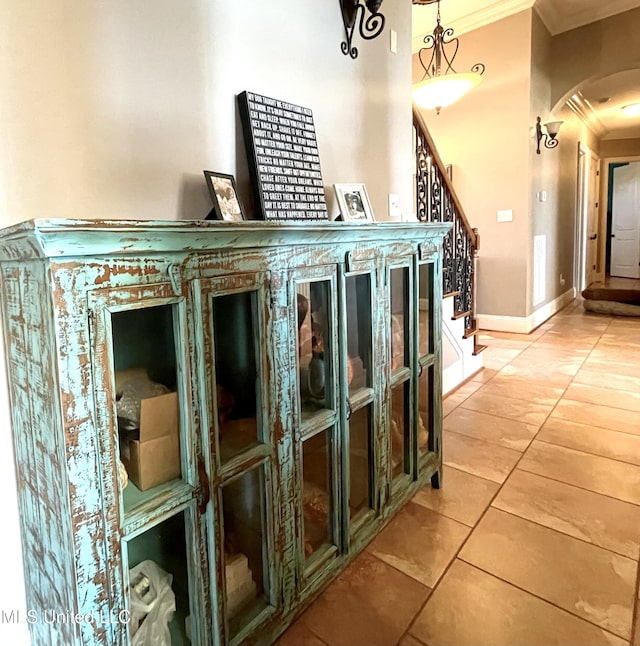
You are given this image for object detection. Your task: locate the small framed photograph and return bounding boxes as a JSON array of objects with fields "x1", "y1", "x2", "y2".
[
  {"x1": 203, "y1": 171, "x2": 246, "y2": 221},
  {"x1": 334, "y1": 183, "x2": 375, "y2": 222}
]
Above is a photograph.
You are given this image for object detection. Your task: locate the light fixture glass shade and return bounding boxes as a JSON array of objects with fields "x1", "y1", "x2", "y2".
[
  {"x1": 544, "y1": 120, "x2": 563, "y2": 137},
  {"x1": 622, "y1": 103, "x2": 640, "y2": 117},
  {"x1": 413, "y1": 72, "x2": 483, "y2": 111}
]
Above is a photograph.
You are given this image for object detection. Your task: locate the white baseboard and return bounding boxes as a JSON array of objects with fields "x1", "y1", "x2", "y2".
[{"x1": 477, "y1": 288, "x2": 576, "y2": 334}]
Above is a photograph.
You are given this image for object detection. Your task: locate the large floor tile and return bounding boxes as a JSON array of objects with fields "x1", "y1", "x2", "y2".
[
  {"x1": 499, "y1": 364, "x2": 574, "y2": 387},
  {"x1": 412, "y1": 465, "x2": 499, "y2": 527},
  {"x1": 460, "y1": 390, "x2": 552, "y2": 427},
  {"x1": 476, "y1": 375, "x2": 565, "y2": 406},
  {"x1": 573, "y1": 368, "x2": 640, "y2": 394},
  {"x1": 459, "y1": 509, "x2": 637, "y2": 639},
  {"x1": 398, "y1": 634, "x2": 426, "y2": 646},
  {"x1": 518, "y1": 440, "x2": 640, "y2": 505},
  {"x1": 582, "y1": 358, "x2": 640, "y2": 379},
  {"x1": 537, "y1": 417, "x2": 640, "y2": 466},
  {"x1": 444, "y1": 407, "x2": 537, "y2": 451},
  {"x1": 552, "y1": 398, "x2": 640, "y2": 436},
  {"x1": 299, "y1": 551, "x2": 429, "y2": 646},
  {"x1": 634, "y1": 603, "x2": 640, "y2": 646},
  {"x1": 276, "y1": 621, "x2": 327, "y2": 646},
  {"x1": 447, "y1": 379, "x2": 483, "y2": 399},
  {"x1": 479, "y1": 330, "x2": 542, "y2": 342},
  {"x1": 443, "y1": 431, "x2": 521, "y2": 484},
  {"x1": 493, "y1": 469, "x2": 640, "y2": 559},
  {"x1": 367, "y1": 501, "x2": 469, "y2": 588},
  {"x1": 564, "y1": 382, "x2": 640, "y2": 413},
  {"x1": 470, "y1": 367, "x2": 498, "y2": 383},
  {"x1": 411, "y1": 559, "x2": 628, "y2": 646}
]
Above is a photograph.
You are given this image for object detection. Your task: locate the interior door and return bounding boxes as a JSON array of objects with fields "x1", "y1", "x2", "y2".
[
  {"x1": 611, "y1": 162, "x2": 640, "y2": 278},
  {"x1": 586, "y1": 154, "x2": 600, "y2": 285}
]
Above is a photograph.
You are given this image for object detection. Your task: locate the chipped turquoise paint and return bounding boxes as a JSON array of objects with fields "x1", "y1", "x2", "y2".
[{"x1": 0, "y1": 219, "x2": 449, "y2": 645}]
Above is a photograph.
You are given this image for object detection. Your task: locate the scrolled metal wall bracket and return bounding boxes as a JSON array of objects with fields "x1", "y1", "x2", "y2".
[
  {"x1": 535, "y1": 116, "x2": 563, "y2": 154},
  {"x1": 340, "y1": 0, "x2": 386, "y2": 59}
]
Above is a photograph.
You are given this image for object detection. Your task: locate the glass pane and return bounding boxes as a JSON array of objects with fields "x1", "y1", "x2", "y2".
[
  {"x1": 127, "y1": 512, "x2": 191, "y2": 645},
  {"x1": 349, "y1": 405, "x2": 373, "y2": 519},
  {"x1": 212, "y1": 291, "x2": 261, "y2": 462},
  {"x1": 418, "y1": 367, "x2": 431, "y2": 457},
  {"x1": 297, "y1": 281, "x2": 332, "y2": 415},
  {"x1": 113, "y1": 305, "x2": 183, "y2": 503},
  {"x1": 418, "y1": 263, "x2": 433, "y2": 356},
  {"x1": 222, "y1": 466, "x2": 269, "y2": 637},
  {"x1": 390, "y1": 383, "x2": 409, "y2": 480},
  {"x1": 390, "y1": 268, "x2": 409, "y2": 370},
  {"x1": 302, "y1": 429, "x2": 333, "y2": 559},
  {"x1": 346, "y1": 274, "x2": 372, "y2": 393}
]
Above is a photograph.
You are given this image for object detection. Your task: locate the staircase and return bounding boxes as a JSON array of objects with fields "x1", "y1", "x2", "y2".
[{"x1": 413, "y1": 106, "x2": 486, "y2": 394}]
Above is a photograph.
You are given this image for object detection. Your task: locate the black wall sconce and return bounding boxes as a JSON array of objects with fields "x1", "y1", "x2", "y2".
[
  {"x1": 340, "y1": 0, "x2": 386, "y2": 59},
  {"x1": 535, "y1": 116, "x2": 563, "y2": 154}
]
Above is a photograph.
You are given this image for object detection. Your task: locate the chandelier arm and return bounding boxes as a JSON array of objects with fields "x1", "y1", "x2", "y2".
[
  {"x1": 439, "y1": 33, "x2": 459, "y2": 75},
  {"x1": 419, "y1": 44, "x2": 437, "y2": 79},
  {"x1": 471, "y1": 63, "x2": 485, "y2": 75}
]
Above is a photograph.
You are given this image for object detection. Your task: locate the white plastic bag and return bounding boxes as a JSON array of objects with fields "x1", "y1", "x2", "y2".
[{"x1": 129, "y1": 560, "x2": 176, "y2": 646}]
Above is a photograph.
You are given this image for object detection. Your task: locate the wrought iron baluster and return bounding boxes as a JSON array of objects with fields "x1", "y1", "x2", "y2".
[{"x1": 413, "y1": 111, "x2": 477, "y2": 321}]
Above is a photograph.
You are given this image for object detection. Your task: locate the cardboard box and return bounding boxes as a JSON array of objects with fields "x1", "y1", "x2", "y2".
[{"x1": 119, "y1": 390, "x2": 181, "y2": 491}]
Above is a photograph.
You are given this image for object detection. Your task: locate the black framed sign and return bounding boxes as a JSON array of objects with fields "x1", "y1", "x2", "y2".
[{"x1": 238, "y1": 91, "x2": 328, "y2": 221}]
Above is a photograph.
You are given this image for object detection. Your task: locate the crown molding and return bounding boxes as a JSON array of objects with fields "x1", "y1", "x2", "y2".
[
  {"x1": 412, "y1": 0, "x2": 535, "y2": 52},
  {"x1": 449, "y1": 0, "x2": 535, "y2": 35},
  {"x1": 566, "y1": 92, "x2": 608, "y2": 139}
]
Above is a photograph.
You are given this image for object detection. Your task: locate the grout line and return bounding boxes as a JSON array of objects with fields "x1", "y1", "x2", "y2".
[
  {"x1": 444, "y1": 427, "x2": 531, "y2": 455},
  {"x1": 533, "y1": 436, "x2": 640, "y2": 469},
  {"x1": 514, "y1": 462, "x2": 640, "y2": 509}
]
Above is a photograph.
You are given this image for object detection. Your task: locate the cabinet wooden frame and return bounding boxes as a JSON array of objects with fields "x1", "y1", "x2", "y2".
[{"x1": 0, "y1": 219, "x2": 449, "y2": 646}]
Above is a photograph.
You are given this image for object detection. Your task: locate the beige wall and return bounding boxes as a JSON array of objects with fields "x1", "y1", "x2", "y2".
[
  {"x1": 0, "y1": 3, "x2": 413, "y2": 643},
  {"x1": 0, "y1": 0, "x2": 413, "y2": 224},
  {"x1": 600, "y1": 138, "x2": 640, "y2": 158},
  {"x1": 417, "y1": 11, "x2": 533, "y2": 319},
  {"x1": 550, "y1": 7, "x2": 640, "y2": 107}
]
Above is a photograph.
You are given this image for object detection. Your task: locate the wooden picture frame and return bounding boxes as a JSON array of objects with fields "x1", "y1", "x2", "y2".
[
  {"x1": 203, "y1": 171, "x2": 246, "y2": 221},
  {"x1": 334, "y1": 183, "x2": 375, "y2": 222}
]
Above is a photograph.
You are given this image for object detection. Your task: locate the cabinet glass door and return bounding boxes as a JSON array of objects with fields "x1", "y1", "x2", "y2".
[
  {"x1": 89, "y1": 284, "x2": 194, "y2": 524},
  {"x1": 90, "y1": 282, "x2": 208, "y2": 645},
  {"x1": 201, "y1": 274, "x2": 276, "y2": 643},
  {"x1": 344, "y1": 272, "x2": 375, "y2": 531},
  {"x1": 294, "y1": 269, "x2": 339, "y2": 576},
  {"x1": 389, "y1": 265, "x2": 412, "y2": 486},
  {"x1": 417, "y1": 262, "x2": 436, "y2": 459}
]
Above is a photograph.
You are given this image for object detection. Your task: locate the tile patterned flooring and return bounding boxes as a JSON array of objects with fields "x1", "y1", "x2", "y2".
[{"x1": 278, "y1": 300, "x2": 640, "y2": 646}]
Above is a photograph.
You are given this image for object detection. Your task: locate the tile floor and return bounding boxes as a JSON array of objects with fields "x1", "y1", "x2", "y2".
[{"x1": 277, "y1": 299, "x2": 640, "y2": 646}]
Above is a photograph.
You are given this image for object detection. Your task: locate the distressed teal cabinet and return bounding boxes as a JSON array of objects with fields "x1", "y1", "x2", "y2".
[{"x1": 0, "y1": 219, "x2": 449, "y2": 646}]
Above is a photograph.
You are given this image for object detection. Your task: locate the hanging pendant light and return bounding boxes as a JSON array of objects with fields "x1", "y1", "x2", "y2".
[{"x1": 412, "y1": 0, "x2": 485, "y2": 114}]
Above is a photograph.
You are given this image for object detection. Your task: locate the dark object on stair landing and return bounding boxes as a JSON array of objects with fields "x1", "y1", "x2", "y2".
[{"x1": 581, "y1": 287, "x2": 640, "y2": 316}]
